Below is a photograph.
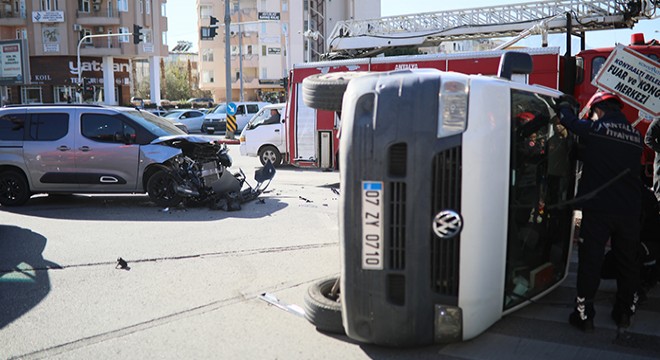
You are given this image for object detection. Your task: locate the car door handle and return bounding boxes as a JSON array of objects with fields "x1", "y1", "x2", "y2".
[
  {"x1": 57, "y1": 145, "x2": 71, "y2": 151},
  {"x1": 79, "y1": 146, "x2": 91, "y2": 152},
  {"x1": 274, "y1": 129, "x2": 280, "y2": 132}
]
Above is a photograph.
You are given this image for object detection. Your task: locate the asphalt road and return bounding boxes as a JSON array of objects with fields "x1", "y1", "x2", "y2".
[{"x1": 1, "y1": 144, "x2": 659, "y2": 359}]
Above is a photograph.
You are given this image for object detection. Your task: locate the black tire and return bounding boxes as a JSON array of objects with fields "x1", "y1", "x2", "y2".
[
  {"x1": 302, "y1": 72, "x2": 369, "y2": 112},
  {"x1": 304, "y1": 277, "x2": 344, "y2": 334},
  {"x1": 146, "y1": 170, "x2": 182, "y2": 207},
  {"x1": 0, "y1": 170, "x2": 31, "y2": 206},
  {"x1": 258, "y1": 145, "x2": 282, "y2": 167}
]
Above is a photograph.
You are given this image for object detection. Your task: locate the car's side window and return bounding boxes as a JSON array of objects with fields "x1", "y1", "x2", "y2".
[
  {"x1": 27, "y1": 113, "x2": 68, "y2": 141},
  {"x1": 246, "y1": 104, "x2": 260, "y2": 114},
  {"x1": 82, "y1": 114, "x2": 136, "y2": 144},
  {"x1": 236, "y1": 105, "x2": 246, "y2": 115},
  {"x1": 0, "y1": 113, "x2": 26, "y2": 140}
]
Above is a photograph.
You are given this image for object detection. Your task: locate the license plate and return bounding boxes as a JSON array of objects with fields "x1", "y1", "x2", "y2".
[
  {"x1": 362, "y1": 181, "x2": 383, "y2": 270},
  {"x1": 207, "y1": 127, "x2": 215, "y2": 131}
]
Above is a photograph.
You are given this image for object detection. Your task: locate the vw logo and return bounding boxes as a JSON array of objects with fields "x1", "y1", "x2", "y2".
[{"x1": 433, "y1": 210, "x2": 463, "y2": 239}]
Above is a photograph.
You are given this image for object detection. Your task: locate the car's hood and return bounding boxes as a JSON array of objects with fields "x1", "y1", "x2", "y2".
[{"x1": 151, "y1": 135, "x2": 214, "y2": 145}]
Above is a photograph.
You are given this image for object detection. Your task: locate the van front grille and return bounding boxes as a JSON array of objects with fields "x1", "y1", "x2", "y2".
[
  {"x1": 430, "y1": 146, "x2": 462, "y2": 297},
  {"x1": 389, "y1": 181, "x2": 406, "y2": 270}
]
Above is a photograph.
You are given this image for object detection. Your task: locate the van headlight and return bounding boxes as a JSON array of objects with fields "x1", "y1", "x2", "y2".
[
  {"x1": 437, "y1": 76, "x2": 469, "y2": 138},
  {"x1": 434, "y1": 305, "x2": 462, "y2": 343}
]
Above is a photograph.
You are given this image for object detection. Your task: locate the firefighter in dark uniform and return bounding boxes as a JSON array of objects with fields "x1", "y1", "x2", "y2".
[{"x1": 557, "y1": 92, "x2": 643, "y2": 332}]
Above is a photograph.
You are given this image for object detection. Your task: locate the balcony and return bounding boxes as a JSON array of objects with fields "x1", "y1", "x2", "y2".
[
  {"x1": 231, "y1": 54, "x2": 259, "y2": 68},
  {"x1": 0, "y1": 8, "x2": 26, "y2": 27},
  {"x1": 78, "y1": 36, "x2": 123, "y2": 56},
  {"x1": 231, "y1": 7, "x2": 258, "y2": 22},
  {"x1": 76, "y1": 6, "x2": 120, "y2": 26}
]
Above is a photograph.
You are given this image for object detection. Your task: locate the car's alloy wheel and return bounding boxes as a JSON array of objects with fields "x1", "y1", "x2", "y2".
[
  {"x1": 0, "y1": 170, "x2": 31, "y2": 206},
  {"x1": 147, "y1": 170, "x2": 182, "y2": 207}
]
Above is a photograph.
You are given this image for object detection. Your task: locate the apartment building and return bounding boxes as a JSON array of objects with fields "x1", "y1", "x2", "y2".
[
  {"x1": 0, "y1": 0, "x2": 168, "y2": 105},
  {"x1": 196, "y1": 0, "x2": 379, "y2": 103}
]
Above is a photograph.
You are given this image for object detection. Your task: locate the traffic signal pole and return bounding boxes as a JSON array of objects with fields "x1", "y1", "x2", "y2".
[{"x1": 76, "y1": 32, "x2": 136, "y2": 103}]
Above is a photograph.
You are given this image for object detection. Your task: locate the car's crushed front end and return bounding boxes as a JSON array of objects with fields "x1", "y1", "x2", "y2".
[{"x1": 142, "y1": 135, "x2": 275, "y2": 210}]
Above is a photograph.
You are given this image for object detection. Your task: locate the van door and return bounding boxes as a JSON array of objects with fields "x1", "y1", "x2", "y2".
[
  {"x1": 75, "y1": 111, "x2": 141, "y2": 191},
  {"x1": 21, "y1": 109, "x2": 78, "y2": 192}
]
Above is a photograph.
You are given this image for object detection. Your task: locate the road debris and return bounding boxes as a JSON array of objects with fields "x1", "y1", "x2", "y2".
[
  {"x1": 115, "y1": 257, "x2": 130, "y2": 270},
  {"x1": 258, "y1": 292, "x2": 305, "y2": 318}
]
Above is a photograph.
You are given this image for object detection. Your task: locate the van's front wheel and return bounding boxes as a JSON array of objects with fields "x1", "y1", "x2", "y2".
[
  {"x1": 0, "y1": 170, "x2": 31, "y2": 206},
  {"x1": 304, "y1": 277, "x2": 344, "y2": 334},
  {"x1": 147, "y1": 170, "x2": 182, "y2": 207},
  {"x1": 258, "y1": 145, "x2": 282, "y2": 167}
]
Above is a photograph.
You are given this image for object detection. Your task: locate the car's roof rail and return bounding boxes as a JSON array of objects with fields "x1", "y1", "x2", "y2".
[{"x1": 2, "y1": 103, "x2": 107, "y2": 108}]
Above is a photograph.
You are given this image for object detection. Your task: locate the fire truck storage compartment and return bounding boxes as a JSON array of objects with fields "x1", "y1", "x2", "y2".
[{"x1": 318, "y1": 131, "x2": 333, "y2": 169}]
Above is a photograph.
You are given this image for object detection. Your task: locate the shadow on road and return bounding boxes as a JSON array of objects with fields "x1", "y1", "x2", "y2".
[
  {"x1": 0, "y1": 225, "x2": 60, "y2": 329},
  {"x1": 0, "y1": 195, "x2": 287, "y2": 222}
]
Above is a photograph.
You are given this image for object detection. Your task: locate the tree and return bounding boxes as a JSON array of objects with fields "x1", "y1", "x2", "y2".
[{"x1": 164, "y1": 62, "x2": 192, "y2": 102}]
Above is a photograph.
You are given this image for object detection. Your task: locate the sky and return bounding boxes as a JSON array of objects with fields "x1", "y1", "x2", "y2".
[{"x1": 166, "y1": 0, "x2": 660, "y2": 53}]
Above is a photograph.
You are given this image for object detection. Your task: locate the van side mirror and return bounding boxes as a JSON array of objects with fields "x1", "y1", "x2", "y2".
[{"x1": 498, "y1": 52, "x2": 533, "y2": 80}]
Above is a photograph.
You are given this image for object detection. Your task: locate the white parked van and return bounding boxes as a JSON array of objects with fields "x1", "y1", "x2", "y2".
[
  {"x1": 239, "y1": 103, "x2": 286, "y2": 166},
  {"x1": 202, "y1": 101, "x2": 269, "y2": 134}
]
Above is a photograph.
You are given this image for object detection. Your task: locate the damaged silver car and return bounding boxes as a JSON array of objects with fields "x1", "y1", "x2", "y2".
[{"x1": 0, "y1": 104, "x2": 274, "y2": 208}]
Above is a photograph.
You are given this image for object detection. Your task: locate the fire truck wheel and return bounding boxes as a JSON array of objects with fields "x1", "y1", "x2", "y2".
[
  {"x1": 258, "y1": 145, "x2": 282, "y2": 167},
  {"x1": 304, "y1": 277, "x2": 344, "y2": 334},
  {"x1": 302, "y1": 72, "x2": 368, "y2": 112}
]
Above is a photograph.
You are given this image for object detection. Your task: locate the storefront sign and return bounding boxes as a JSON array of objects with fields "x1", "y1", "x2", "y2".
[
  {"x1": 32, "y1": 11, "x2": 65, "y2": 23},
  {"x1": 0, "y1": 40, "x2": 29, "y2": 85},
  {"x1": 29, "y1": 56, "x2": 130, "y2": 85},
  {"x1": 267, "y1": 47, "x2": 281, "y2": 55}
]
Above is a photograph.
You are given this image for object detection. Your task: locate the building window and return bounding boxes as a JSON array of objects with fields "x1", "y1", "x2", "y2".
[
  {"x1": 21, "y1": 87, "x2": 43, "y2": 104},
  {"x1": 162, "y1": 31, "x2": 167, "y2": 45},
  {"x1": 161, "y1": 2, "x2": 166, "y2": 16},
  {"x1": 16, "y1": 28, "x2": 27, "y2": 39},
  {"x1": 142, "y1": 28, "x2": 152, "y2": 44},
  {"x1": 117, "y1": 0, "x2": 128, "y2": 12},
  {"x1": 261, "y1": 67, "x2": 267, "y2": 79},
  {"x1": 200, "y1": 5, "x2": 212, "y2": 19},
  {"x1": 41, "y1": 0, "x2": 59, "y2": 11},
  {"x1": 78, "y1": 0, "x2": 90, "y2": 12},
  {"x1": 118, "y1": 27, "x2": 129, "y2": 43},
  {"x1": 202, "y1": 49, "x2": 214, "y2": 62},
  {"x1": 230, "y1": 45, "x2": 239, "y2": 55},
  {"x1": 139, "y1": 0, "x2": 143, "y2": 14},
  {"x1": 282, "y1": 0, "x2": 287, "y2": 12},
  {"x1": 246, "y1": 45, "x2": 252, "y2": 55},
  {"x1": 231, "y1": 0, "x2": 239, "y2": 12},
  {"x1": 202, "y1": 70, "x2": 214, "y2": 83},
  {"x1": 146, "y1": 0, "x2": 151, "y2": 14},
  {"x1": 262, "y1": 45, "x2": 266, "y2": 56},
  {"x1": 80, "y1": 29, "x2": 92, "y2": 44},
  {"x1": 54, "y1": 86, "x2": 75, "y2": 103}
]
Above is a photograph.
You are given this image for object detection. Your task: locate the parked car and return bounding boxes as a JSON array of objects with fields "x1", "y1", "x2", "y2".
[
  {"x1": 239, "y1": 103, "x2": 286, "y2": 166},
  {"x1": 186, "y1": 97, "x2": 214, "y2": 107},
  {"x1": 0, "y1": 104, "x2": 274, "y2": 207},
  {"x1": 163, "y1": 109, "x2": 206, "y2": 133},
  {"x1": 202, "y1": 101, "x2": 269, "y2": 134}
]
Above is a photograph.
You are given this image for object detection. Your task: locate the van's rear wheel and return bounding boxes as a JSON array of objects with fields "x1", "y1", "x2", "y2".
[
  {"x1": 258, "y1": 145, "x2": 282, "y2": 167},
  {"x1": 302, "y1": 72, "x2": 368, "y2": 112},
  {"x1": 0, "y1": 170, "x2": 31, "y2": 206},
  {"x1": 147, "y1": 170, "x2": 182, "y2": 207},
  {"x1": 304, "y1": 277, "x2": 344, "y2": 334}
]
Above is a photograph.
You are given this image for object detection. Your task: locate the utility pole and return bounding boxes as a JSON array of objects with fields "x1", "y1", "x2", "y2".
[{"x1": 224, "y1": 0, "x2": 232, "y2": 105}]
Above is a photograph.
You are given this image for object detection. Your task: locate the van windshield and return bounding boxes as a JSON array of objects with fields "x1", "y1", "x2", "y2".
[
  {"x1": 211, "y1": 104, "x2": 227, "y2": 114},
  {"x1": 248, "y1": 107, "x2": 283, "y2": 129},
  {"x1": 123, "y1": 109, "x2": 187, "y2": 136}
]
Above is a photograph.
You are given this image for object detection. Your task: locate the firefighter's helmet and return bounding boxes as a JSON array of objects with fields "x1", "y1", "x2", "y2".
[{"x1": 585, "y1": 91, "x2": 623, "y2": 117}]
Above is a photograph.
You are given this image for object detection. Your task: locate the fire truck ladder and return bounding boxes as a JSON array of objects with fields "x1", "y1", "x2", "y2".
[{"x1": 327, "y1": 0, "x2": 660, "y2": 57}]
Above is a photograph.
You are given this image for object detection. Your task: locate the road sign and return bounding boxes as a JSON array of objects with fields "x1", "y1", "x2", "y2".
[
  {"x1": 593, "y1": 44, "x2": 660, "y2": 118},
  {"x1": 227, "y1": 102, "x2": 237, "y2": 115}
]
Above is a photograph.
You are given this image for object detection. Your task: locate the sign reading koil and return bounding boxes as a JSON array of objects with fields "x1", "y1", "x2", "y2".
[{"x1": 593, "y1": 44, "x2": 660, "y2": 117}]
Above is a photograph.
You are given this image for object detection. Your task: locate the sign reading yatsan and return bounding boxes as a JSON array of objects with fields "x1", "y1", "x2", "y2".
[{"x1": 68, "y1": 60, "x2": 130, "y2": 75}]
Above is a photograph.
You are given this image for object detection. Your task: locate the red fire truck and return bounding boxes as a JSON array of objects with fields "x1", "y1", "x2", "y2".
[
  {"x1": 281, "y1": 0, "x2": 659, "y2": 176},
  {"x1": 283, "y1": 36, "x2": 659, "y2": 176}
]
